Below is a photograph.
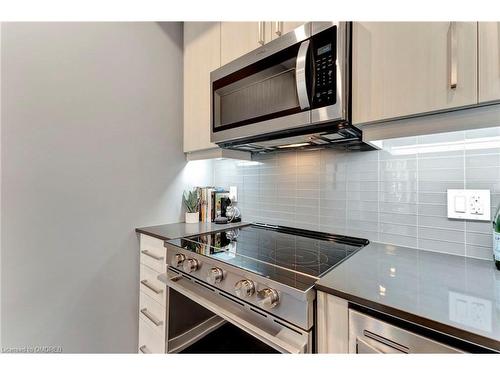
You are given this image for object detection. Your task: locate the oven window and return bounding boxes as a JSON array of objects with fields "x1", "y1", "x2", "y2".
[
  {"x1": 212, "y1": 43, "x2": 308, "y2": 131},
  {"x1": 180, "y1": 322, "x2": 279, "y2": 354}
]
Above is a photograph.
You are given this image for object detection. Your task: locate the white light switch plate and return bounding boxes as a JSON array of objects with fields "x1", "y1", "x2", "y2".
[{"x1": 447, "y1": 189, "x2": 491, "y2": 221}]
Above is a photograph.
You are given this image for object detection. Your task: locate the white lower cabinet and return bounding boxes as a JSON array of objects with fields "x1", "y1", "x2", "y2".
[
  {"x1": 140, "y1": 263, "x2": 167, "y2": 306},
  {"x1": 138, "y1": 317, "x2": 165, "y2": 354},
  {"x1": 140, "y1": 234, "x2": 166, "y2": 273},
  {"x1": 316, "y1": 291, "x2": 349, "y2": 353},
  {"x1": 138, "y1": 234, "x2": 167, "y2": 353},
  {"x1": 139, "y1": 291, "x2": 166, "y2": 336}
]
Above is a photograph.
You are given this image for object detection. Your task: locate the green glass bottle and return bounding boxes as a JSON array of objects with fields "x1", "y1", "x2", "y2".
[{"x1": 494, "y1": 203, "x2": 500, "y2": 270}]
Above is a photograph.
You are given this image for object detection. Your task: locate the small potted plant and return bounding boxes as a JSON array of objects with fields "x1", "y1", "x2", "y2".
[{"x1": 183, "y1": 188, "x2": 200, "y2": 224}]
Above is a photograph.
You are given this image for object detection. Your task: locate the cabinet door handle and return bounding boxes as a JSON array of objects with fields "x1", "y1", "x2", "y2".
[
  {"x1": 258, "y1": 22, "x2": 265, "y2": 46},
  {"x1": 448, "y1": 21, "x2": 458, "y2": 89},
  {"x1": 140, "y1": 308, "x2": 163, "y2": 327},
  {"x1": 139, "y1": 345, "x2": 151, "y2": 354},
  {"x1": 274, "y1": 21, "x2": 282, "y2": 37},
  {"x1": 141, "y1": 249, "x2": 164, "y2": 261},
  {"x1": 140, "y1": 280, "x2": 163, "y2": 294}
]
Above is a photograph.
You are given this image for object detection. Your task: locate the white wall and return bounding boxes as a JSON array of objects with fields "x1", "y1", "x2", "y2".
[{"x1": 1, "y1": 22, "x2": 213, "y2": 353}]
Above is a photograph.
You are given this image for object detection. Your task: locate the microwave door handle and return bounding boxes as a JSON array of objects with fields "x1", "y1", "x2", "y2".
[{"x1": 295, "y1": 40, "x2": 311, "y2": 110}]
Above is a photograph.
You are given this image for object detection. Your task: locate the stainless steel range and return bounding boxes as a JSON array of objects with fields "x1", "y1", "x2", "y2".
[{"x1": 158, "y1": 223, "x2": 368, "y2": 353}]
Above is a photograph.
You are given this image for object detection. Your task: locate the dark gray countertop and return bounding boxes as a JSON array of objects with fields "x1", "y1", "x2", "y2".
[
  {"x1": 316, "y1": 242, "x2": 500, "y2": 352},
  {"x1": 136, "y1": 221, "x2": 250, "y2": 241}
]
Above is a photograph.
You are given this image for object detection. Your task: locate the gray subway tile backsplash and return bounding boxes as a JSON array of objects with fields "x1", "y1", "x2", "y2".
[
  {"x1": 466, "y1": 220, "x2": 493, "y2": 234},
  {"x1": 465, "y1": 232, "x2": 492, "y2": 248},
  {"x1": 465, "y1": 244, "x2": 493, "y2": 260},
  {"x1": 213, "y1": 127, "x2": 500, "y2": 261},
  {"x1": 419, "y1": 214, "x2": 465, "y2": 231},
  {"x1": 379, "y1": 201, "x2": 418, "y2": 214},
  {"x1": 419, "y1": 238, "x2": 466, "y2": 256},
  {"x1": 379, "y1": 233, "x2": 418, "y2": 248},
  {"x1": 418, "y1": 227, "x2": 464, "y2": 243},
  {"x1": 380, "y1": 212, "x2": 417, "y2": 226}
]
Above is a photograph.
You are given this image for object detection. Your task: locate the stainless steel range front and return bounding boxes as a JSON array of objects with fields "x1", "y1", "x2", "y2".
[{"x1": 158, "y1": 223, "x2": 368, "y2": 353}]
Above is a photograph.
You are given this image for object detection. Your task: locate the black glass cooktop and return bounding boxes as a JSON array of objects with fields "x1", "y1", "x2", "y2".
[{"x1": 167, "y1": 224, "x2": 368, "y2": 291}]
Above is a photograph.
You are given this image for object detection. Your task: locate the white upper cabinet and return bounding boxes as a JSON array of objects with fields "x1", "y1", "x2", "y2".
[
  {"x1": 270, "y1": 22, "x2": 306, "y2": 40},
  {"x1": 352, "y1": 22, "x2": 478, "y2": 125},
  {"x1": 183, "y1": 22, "x2": 220, "y2": 153},
  {"x1": 220, "y1": 22, "x2": 272, "y2": 65},
  {"x1": 221, "y1": 22, "x2": 307, "y2": 65},
  {"x1": 479, "y1": 22, "x2": 500, "y2": 103}
]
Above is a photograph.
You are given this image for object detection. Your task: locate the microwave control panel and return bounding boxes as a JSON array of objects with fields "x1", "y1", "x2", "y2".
[{"x1": 311, "y1": 27, "x2": 337, "y2": 108}]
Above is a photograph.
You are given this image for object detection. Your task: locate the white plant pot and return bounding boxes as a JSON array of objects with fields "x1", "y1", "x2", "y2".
[{"x1": 185, "y1": 212, "x2": 199, "y2": 224}]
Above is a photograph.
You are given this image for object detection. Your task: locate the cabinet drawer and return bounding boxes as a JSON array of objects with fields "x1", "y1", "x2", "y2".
[
  {"x1": 139, "y1": 264, "x2": 166, "y2": 306},
  {"x1": 140, "y1": 234, "x2": 166, "y2": 273},
  {"x1": 138, "y1": 317, "x2": 165, "y2": 354},
  {"x1": 139, "y1": 291, "x2": 166, "y2": 337}
]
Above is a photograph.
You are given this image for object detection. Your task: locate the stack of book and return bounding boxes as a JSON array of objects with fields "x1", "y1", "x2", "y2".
[{"x1": 196, "y1": 187, "x2": 230, "y2": 223}]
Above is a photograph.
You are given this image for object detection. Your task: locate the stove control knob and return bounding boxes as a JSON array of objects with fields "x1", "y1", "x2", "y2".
[
  {"x1": 183, "y1": 258, "x2": 199, "y2": 273},
  {"x1": 171, "y1": 253, "x2": 186, "y2": 268},
  {"x1": 234, "y1": 280, "x2": 255, "y2": 298},
  {"x1": 257, "y1": 288, "x2": 280, "y2": 309},
  {"x1": 207, "y1": 267, "x2": 224, "y2": 284}
]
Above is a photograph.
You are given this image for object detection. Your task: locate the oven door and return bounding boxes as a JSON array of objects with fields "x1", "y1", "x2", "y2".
[
  {"x1": 211, "y1": 24, "x2": 313, "y2": 145},
  {"x1": 160, "y1": 269, "x2": 312, "y2": 354}
]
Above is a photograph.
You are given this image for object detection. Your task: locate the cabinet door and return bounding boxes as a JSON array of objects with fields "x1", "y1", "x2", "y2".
[
  {"x1": 220, "y1": 22, "x2": 272, "y2": 65},
  {"x1": 183, "y1": 22, "x2": 220, "y2": 153},
  {"x1": 270, "y1": 21, "x2": 306, "y2": 40},
  {"x1": 352, "y1": 22, "x2": 478, "y2": 124},
  {"x1": 317, "y1": 292, "x2": 349, "y2": 353},
  {"x1": 479, "y1": 22, "x2": 500, "y2": 103}
]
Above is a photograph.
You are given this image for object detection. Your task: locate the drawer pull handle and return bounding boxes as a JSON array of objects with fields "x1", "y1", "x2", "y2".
[
  {"x1": 140, "y1": 308, "x2": 163, "y2": 327},
  {"x1": 141, "y1": 249, "x2": 164, "y2": 261},
  {"x1": 139, "y1": 345, "x2": 151, "y2": 354},
  {"x1": 140, "y1": 280, "x2": 163, "y2": 294}
]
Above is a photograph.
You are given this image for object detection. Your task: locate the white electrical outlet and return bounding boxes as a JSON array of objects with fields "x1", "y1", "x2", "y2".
[
  {"x1": 447, "y1": 189, "x2": 491, "y2": 221},
  {"x1": 229, "y1": 186, "x2": 238, "y2": 202},
  {"x1": 470, "y1": 194, "x2": 484, "y2": 215}
]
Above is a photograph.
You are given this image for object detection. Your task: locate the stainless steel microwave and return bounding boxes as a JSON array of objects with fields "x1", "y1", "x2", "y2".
[{"x1": 210, "y1": 22, "x2": 373, "y2": 153}]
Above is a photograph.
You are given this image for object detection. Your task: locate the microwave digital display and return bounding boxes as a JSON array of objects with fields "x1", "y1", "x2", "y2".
[{"x1": 317, "y1": 43, "x2": 332, "y2": 56}]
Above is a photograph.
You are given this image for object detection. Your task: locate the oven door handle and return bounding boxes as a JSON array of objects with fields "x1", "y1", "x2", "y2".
[
  {"x1": 295, "y1": 40, "x2": 311, "y2": 110},
  {"x1": 158, "y1": 270, "x2": 308, "y2": 354}
]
